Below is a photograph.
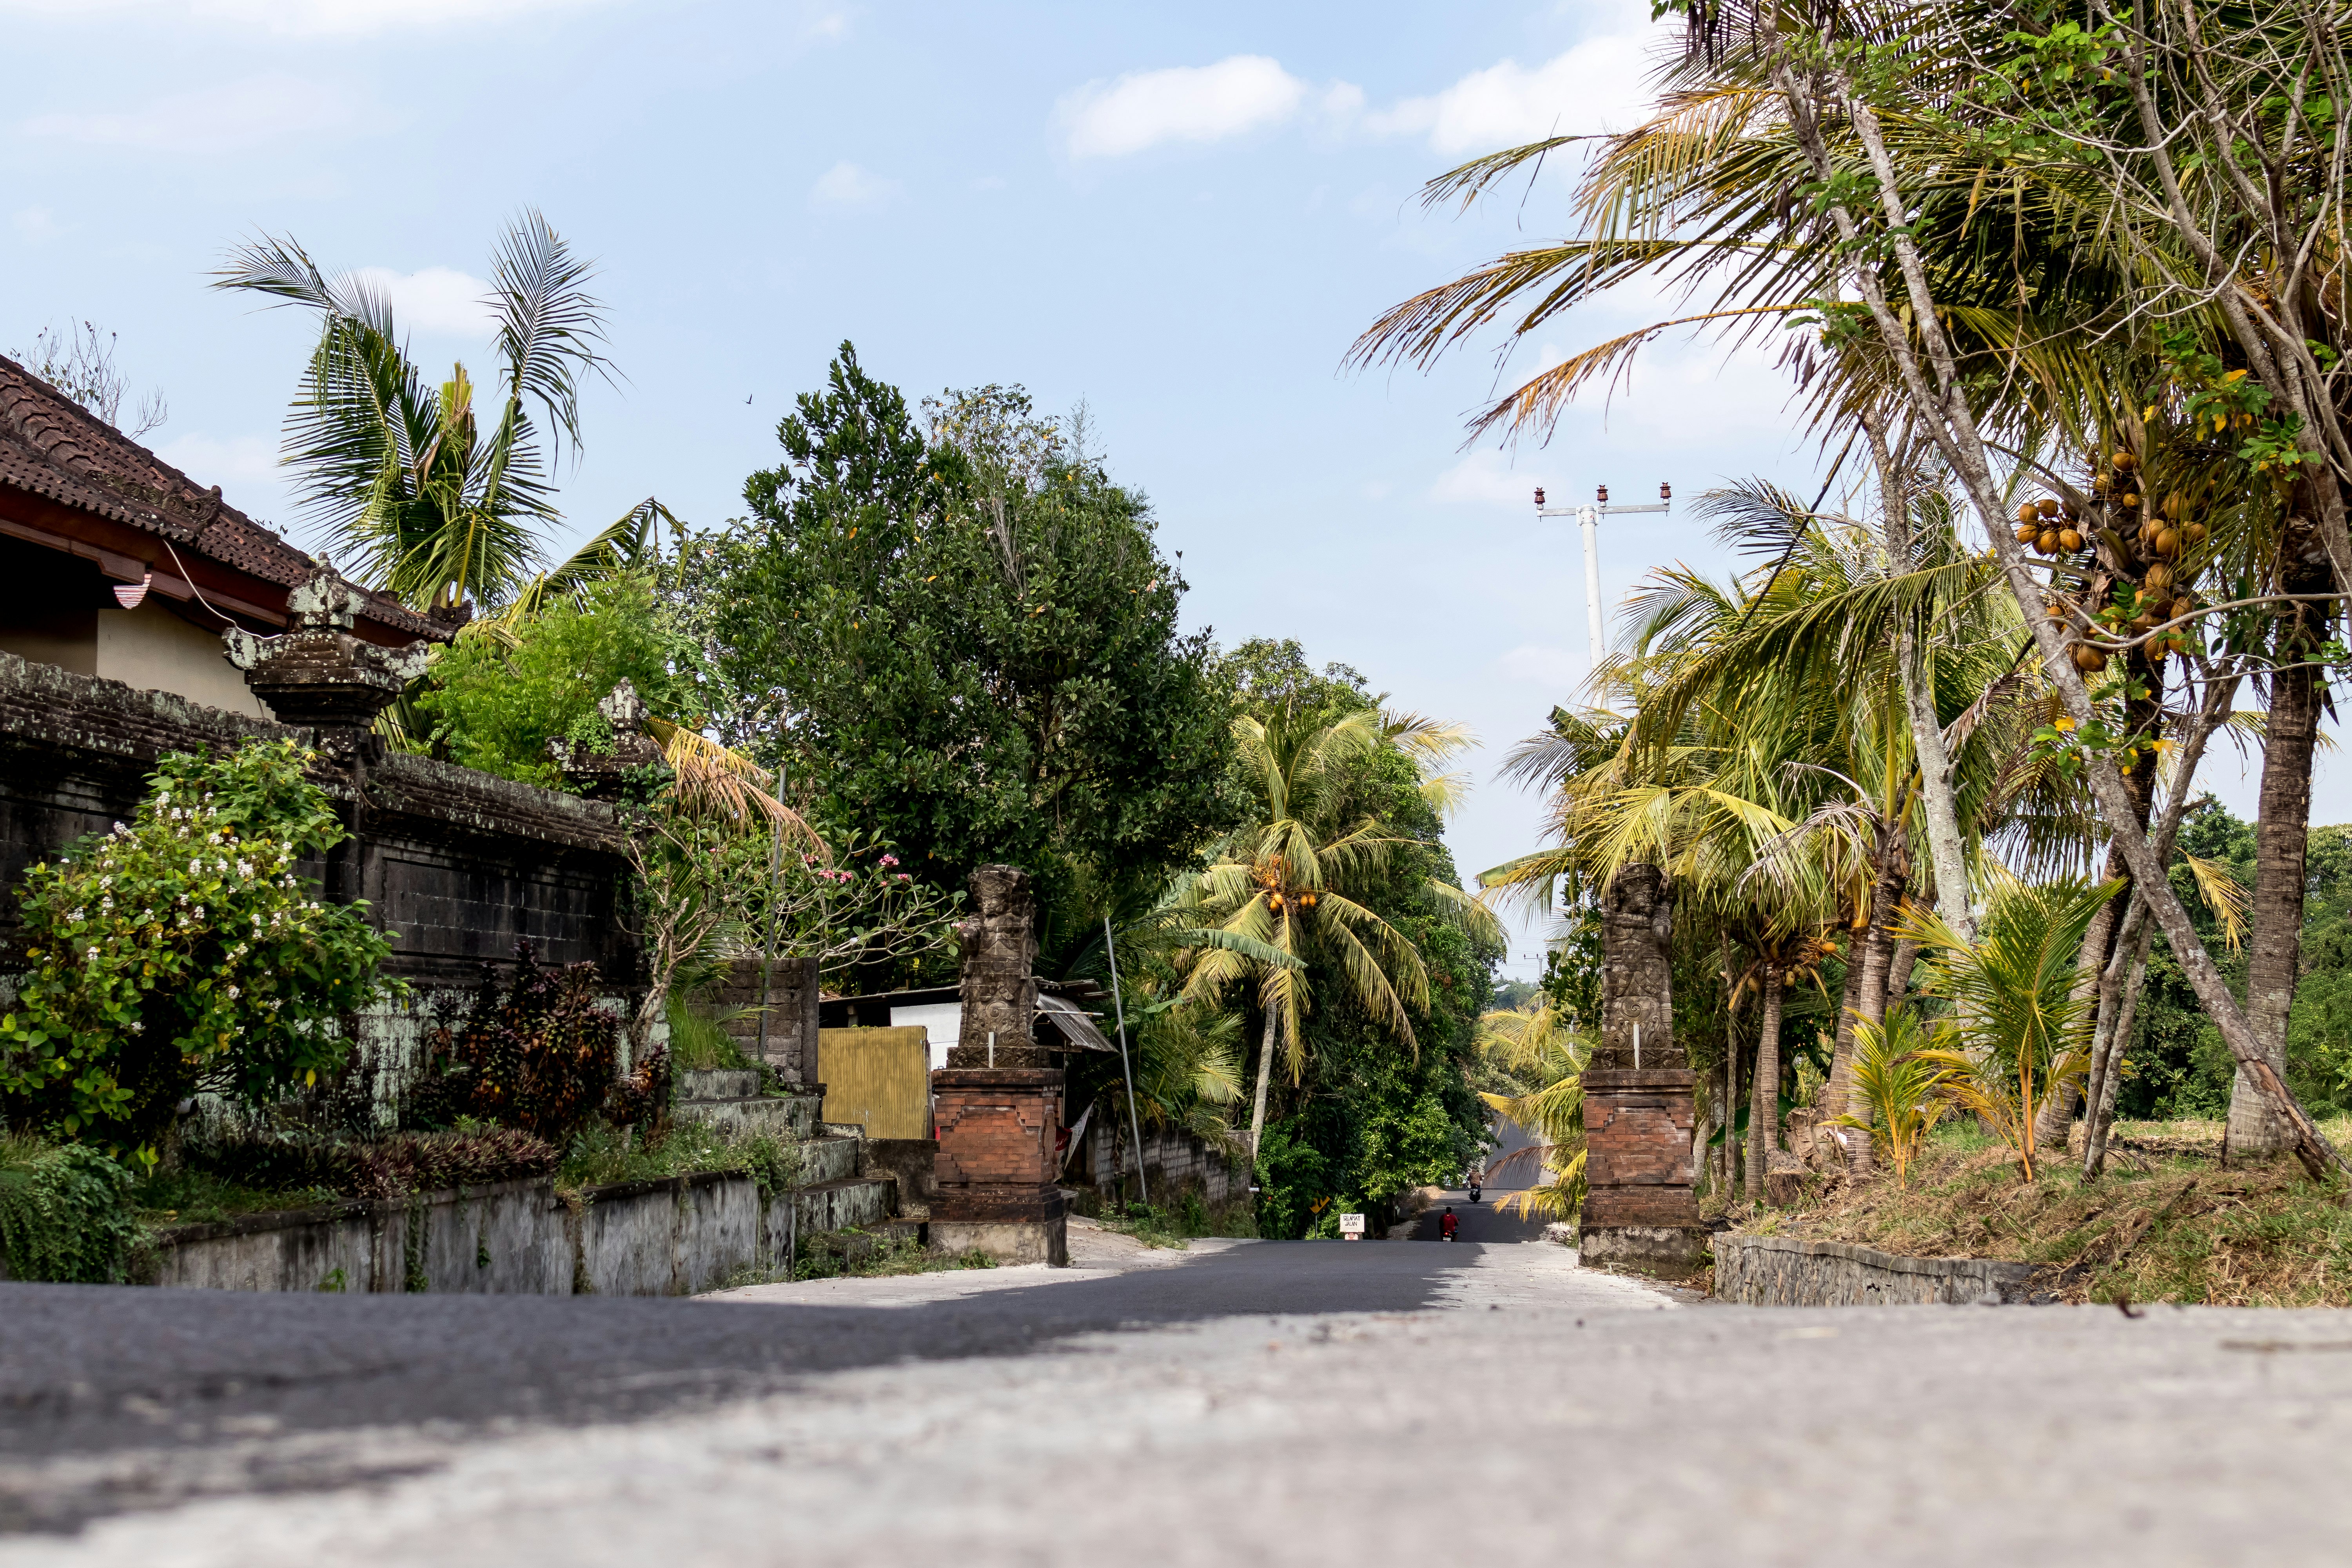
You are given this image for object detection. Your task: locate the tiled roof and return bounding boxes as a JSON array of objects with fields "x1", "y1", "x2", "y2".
[{"x1": 0, "y1": 353, "x2": 444, "y2": 642}]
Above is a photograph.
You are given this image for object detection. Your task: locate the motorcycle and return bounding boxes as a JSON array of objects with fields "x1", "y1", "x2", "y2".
[{"x1": 1467, "y1": 1178, "x2": 1482, "y2": 1203}]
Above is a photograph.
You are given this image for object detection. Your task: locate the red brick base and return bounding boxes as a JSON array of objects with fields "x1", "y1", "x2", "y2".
[
  {"x1": 1583, "y1": 1068, "x2": 1700, "y2": 1232},
  {"x1": 931, "y1": 1067, "x2": 1064, "y2": 1227}
]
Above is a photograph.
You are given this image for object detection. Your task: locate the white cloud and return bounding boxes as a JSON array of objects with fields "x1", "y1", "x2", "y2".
[
  {"x1": 11, "y1": 207, "x2": 61, "y2": 241},
  {"x1": 23, "y1": 75, "x2": 357, "y2": 153},
  {"x1": 1430, "y1": 451, "x2": 1545, "y2": 507},
  {"x1": 1060, "y1": 56, "x2": 1350, "y2": 159},
  {"x1": 0, "y1": 0, "x2": 610, "y2": 35},
  {"x1": 350, "y1": 266, "x2": 495, "y2": 337},
  {"x1": 157, "y1": 433, "x2": 277, "y2": 490},
  {"x1": 1372, "y1": 29, "x2": 1661, "y2": 153},
  {"x1": 810, "y1": 161, "x2": 899, "y2": 207},
  {"x1": 1497, "y1": 644, "x2": 1582, "y2": 686}
]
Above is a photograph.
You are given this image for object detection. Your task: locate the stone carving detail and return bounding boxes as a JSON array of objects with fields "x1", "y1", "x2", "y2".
[
  {"x1": 1593, "y1": 862, "x2": 1683, "y2": 1071},
  {"x1": 950, "y1": 864, "x2": 1046, "y2": 1068},
  {"x1": 548, "y1": 679, "x2": 666, "y2": 799},
  {"x1": 220, "y1": 565, "x2": 429, "y2": 740}
]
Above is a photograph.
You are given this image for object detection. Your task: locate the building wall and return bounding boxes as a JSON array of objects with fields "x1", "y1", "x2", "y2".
[{"x1": 94, "y1": 597, "x2": 271, "y2": 719}]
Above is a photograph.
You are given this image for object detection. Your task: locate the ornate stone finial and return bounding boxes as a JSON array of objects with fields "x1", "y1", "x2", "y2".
[
  {"x1": 549, "y1": 680, "x2": 666, "y2": 798},
  {"x1": 221, "y1": 565, "x2": 428, "y2": 740},
  {"x1": 599, "y1": 679, "x2": 648, "y2": 732},
  {"x1": 949, "y1": 865, "x2": 1047, "y2": 1068}
]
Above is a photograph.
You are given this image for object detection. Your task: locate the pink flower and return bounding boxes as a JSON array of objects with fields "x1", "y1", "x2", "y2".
[{"x1": 880, "y1": 854, "x2": 898, "y2": 867}]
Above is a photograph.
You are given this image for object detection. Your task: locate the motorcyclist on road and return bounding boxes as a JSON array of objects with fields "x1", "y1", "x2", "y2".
[
  {"x1": 1467, "y1": 1172, "x2": 1482, "y2": 1203},
  {"x1": 1439, "y1": 1207, "x2": 1459, "y2": 1241}
]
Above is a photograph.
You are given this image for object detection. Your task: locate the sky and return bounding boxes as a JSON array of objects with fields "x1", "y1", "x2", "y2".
[{"x1": 2, "y1": 0, "x2": 2326, "y2": 977}]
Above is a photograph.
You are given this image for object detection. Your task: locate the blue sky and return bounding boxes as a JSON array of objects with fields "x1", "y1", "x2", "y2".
[{"x1": 3, "y1": 0, "x2": 2312, "y2": 974}]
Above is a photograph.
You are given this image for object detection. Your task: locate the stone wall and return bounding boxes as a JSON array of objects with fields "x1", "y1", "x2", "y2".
[
  {"x1": 0, "y1": 651, "x2": 635, "y2": 983},
  {"x1": 1070, "y1": 1117, "x2": 1248, "y2": 1205},
  {"x1": 0, "y1": 651, "x2": 641, "y2": 1116},
  {"x1": 93, "y1": 1169, "x2": 893, "y2": 1296},
  {"x1": 707, "y1": 955, "x2": 820, "y2": 1083},
  {"x1": 1713, "y1": 1232, "x2": 2040, "y2": 1305}
]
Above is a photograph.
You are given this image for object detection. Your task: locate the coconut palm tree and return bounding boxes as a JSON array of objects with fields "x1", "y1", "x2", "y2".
[
  {"x1": 1180, "y1": 705, "x2": 1501, "y2": 1160},
  {"x1": 214, "y1": 211, "x2": 664, "y2": 613}
]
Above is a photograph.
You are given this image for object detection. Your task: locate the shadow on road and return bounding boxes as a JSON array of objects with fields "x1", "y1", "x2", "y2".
[{"x1": 0, "y1": 1240, "x2": 1486, "y2": 1470}]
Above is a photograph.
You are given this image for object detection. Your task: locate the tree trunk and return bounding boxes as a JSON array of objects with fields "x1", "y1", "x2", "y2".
[
  {"x1": 1824, "y1": 833, "x2": 1907, "y2": 1123},
  {"x1": 2228, "y1": 523, "x2": 2333, "y2": 1156},
  {"x1": 1247, "y1": 1010, "x2": 1276, "y2": 1163},
  {"x1": 1747, "y1": 963, "x2": 1783, "y2": 1201},
  {"x1": 1864, "y1": 414, "x2": 1975, "y2": 949},
  {"x1": 1885, "y1": 937, "x2": 1920, "y2": 1009},
  {"x1": 2034, "y1": 888, "x2": 2122, "y2": 1148},
  {"x1": 2085, "y1": 913, "x2": 2159, "y2": 1180},
  {"x1": 1818, "y1": 922, "x2": 1871, "y2": 1124}
]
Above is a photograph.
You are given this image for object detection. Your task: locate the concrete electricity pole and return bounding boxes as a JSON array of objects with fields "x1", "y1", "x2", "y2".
[{"x1": 1534, "y1": 483, "x2": 1672, "y2": 679}]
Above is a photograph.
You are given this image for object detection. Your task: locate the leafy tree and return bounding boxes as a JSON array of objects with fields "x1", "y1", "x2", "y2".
[
  {"x1": 1187, "y1": 647, "x2": 1499, "y2": 1232},
  {"x1": 416, "y1": 572, "x2": 695, "y2": 788},
  {"x1": 680, "y1": 344, "x2": 1235, "y2": 929}
]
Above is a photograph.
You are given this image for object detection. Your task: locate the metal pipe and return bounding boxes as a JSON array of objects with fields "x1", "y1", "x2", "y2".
[{"x1": 1103, "y1": 916, "x2": 1149, "y2": 1208}]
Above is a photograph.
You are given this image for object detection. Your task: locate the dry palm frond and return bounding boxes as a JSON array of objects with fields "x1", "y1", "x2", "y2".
[
  {"x1": 2183, "y1": 854, "x2": 2248, "y2": 952},
  {"x1": 646, "y1": 717, "x2": 825, "y2": 853}
]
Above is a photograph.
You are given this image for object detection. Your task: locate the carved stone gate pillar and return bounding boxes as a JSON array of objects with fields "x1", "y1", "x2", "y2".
[
  {"x1": 930, "y1": 864, "x2": 1067, "y2": 1265},
  {"x1": 1579, "y1": 863, "x2": 1710, "y2": 1276}
]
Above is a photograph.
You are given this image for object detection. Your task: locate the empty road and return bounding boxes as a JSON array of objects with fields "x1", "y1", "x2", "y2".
[{"x1": 5, "y1": 1229, "x2": 2352, "y2": 1566}]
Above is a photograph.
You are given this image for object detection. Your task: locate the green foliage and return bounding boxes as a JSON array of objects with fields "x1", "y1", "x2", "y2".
[
  {"x1": 416, "y1": 573, "x2": 693, "y2": 788},
  {"x1": 2122, "y1": 799, "x2": 2255, "y2": 1120},
  {"x1": 0, "y1": 1135, "x2": 140, "y2": 1283},
  {"x1": 557, "y1": 1120, "x2": 799, "y2": 1198},
  {"x1": 1831, "y1": 1009, "x2": 1957, "y2": 1187},
  {"x1": 679, "y1": 345, "x2": 1236, "y2": 927},
  {"x1": 1904, "y1": 872, "x2": 2116, "y2": 1179},
  {"x1": 185, "y1": 1125, "x2": 559, "y2": 1201},
  {"x1": 788, "y1": 1229, "x2": 993, "y2": 1281},
  {"x1": 664, "y1": 995, "x2": 751, "y2": 1072},
  {"x1": 0, "y1": 740, "x2": 394, "y2": 1153},
  {"x1": 402, "y1": 946, "x2": 661, "y2": 1144}
]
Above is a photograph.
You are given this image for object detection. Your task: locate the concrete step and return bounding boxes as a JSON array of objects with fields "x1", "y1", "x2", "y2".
[
  {"x1": 675, "y1": 1093, "x2": 822, "y2": 1141},
  {"x1": 800, "y1": 1134, "x2": 860, "y2": 1186},
  {"x1": 791, "y1": 1176, "x2": 892, "y2": 1234},
  {"x1": 679, "y1": 1069, "x2": 762, "y2": 1100}
]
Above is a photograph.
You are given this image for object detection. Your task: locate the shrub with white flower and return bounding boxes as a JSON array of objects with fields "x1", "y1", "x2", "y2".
[{"x1": 0, "y1": 739, "x2": 396, "y2": 1154}]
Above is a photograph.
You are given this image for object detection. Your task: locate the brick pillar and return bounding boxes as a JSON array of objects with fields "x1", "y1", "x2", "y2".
[
  {"x1": 1580, "y1": 864, "x2": 1709, "y2": 1276},
  {"x1": 929, "y1": 1067, "x2": 1067, "y2": 1265},
  {"x1": 932, "y1": 865, "x2": 1066, "y2": 1263}
]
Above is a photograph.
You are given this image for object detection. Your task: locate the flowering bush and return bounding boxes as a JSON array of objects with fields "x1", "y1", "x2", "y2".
[{"x1": 0, "y1": 740, "x2": 396, "y2": 1154}]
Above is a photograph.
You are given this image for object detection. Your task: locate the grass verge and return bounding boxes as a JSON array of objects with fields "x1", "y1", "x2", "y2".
[{"x1": 1730, "y1": 1118, "x2": 2352, "y2": 1306}]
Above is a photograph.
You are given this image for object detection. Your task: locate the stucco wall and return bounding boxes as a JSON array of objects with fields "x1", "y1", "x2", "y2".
[{"x1": 94, "y1": 597, "x2": 271, "y2": 719}]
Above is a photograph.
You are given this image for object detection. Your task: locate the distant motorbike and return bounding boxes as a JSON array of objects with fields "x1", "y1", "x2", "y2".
[{"x1": 1467, "y1": 1178, "x2": 1482, "y2": 1203}]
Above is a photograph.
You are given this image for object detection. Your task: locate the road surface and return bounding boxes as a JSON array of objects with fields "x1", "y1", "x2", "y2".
[{"x1": 6, "y1": 1226, "x2": 2352, "y2": 1566}]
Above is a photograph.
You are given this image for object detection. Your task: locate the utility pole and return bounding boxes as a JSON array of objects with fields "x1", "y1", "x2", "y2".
[{"x1": 1534, "y1": 483, "x2": 1672, "y2": 679}]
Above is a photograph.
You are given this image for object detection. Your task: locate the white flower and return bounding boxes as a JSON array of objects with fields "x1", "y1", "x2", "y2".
[
  {"x1": 225, "y1": 985, "x2": 240, "y2": 999},
  {"x1": 127, "y1": 1020, "x2": 143, "y2": 1034}
]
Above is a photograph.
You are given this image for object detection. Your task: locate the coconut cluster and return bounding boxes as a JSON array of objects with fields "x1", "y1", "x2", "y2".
[{"x1": 2014, "y1": 449, "x2": 2208, "y2": 675}]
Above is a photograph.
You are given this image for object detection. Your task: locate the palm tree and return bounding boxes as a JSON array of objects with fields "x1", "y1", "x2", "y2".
[
  {"x1": 1474, "y1": 1001, "x2": 1589, "y2": 1223},
  {"x1": 1181, "y1": 705, "x2": 1500, "y2": 1160},
  {"x1": 214, "y1": 211, "x2": 664, "y2": 613}
]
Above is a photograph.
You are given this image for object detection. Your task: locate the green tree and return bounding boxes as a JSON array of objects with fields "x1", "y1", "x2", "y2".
[
  {"x1": 416, "y1": 572, "x2": 694, "y2": 788},
  {"x1": 681, "y1": 344, "x2": 1235, "y2": 929}
]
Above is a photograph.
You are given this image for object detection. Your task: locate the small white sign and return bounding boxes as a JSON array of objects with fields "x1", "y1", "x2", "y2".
[{"x1": 1338, "y1": 1212, "x2": 1366, "y2": 1239}]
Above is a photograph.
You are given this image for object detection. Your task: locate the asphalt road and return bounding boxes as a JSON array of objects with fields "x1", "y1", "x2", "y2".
[{"x1": 9, "y1": 1234, "x2": 2352, "y2": 1567}]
